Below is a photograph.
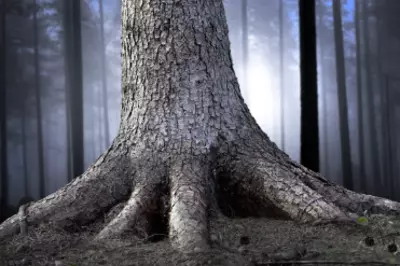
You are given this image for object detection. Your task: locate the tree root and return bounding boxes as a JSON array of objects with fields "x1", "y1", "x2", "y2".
[
  {"x1": 219, "y1": 155, "x2": 349, "y2": 222},
  {"x1": 0, "y1": 143, "x2": 132, "y2": 238},
  {"x1": 95, "y1": 177, "x2": 164, "y2": 240},
  {"x1": 18, "y1": 203, "x2": 30, "y2": 235},
  {"x1": 289, "y1": 160, "x2": 400, "y2": 216},
  {"x1": 169, "y1": 157, "x2": 212, "y2": 252},
  {"x1": 2, "y1": 140, "x2": 400, "y2": 254}
]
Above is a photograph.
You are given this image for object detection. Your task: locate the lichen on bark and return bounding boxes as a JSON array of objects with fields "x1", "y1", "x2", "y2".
[{"x1": 1, "y1": 0, "x2": 400, "y2": 254}]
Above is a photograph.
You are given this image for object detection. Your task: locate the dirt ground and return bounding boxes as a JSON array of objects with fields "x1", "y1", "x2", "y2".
[{"x1": 1, "y1": 212, "x2": 400, "y2": 266}]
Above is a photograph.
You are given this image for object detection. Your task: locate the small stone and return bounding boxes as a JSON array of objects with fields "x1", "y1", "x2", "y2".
[{"x1": 54, "y1": 260, "x2": 63, "y2": 266}]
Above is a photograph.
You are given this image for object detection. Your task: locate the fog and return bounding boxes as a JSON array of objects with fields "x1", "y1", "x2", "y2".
[{"x1": 1, "y1": 0, "x2": 400, "y2": 220}]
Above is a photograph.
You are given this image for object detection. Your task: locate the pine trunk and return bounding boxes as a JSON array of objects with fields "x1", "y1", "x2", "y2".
[
  {"x1": 0, "y1": 0, "x2": 8, "y2": 222},
  {"x1": 354, "y1": 0, "x2": 366, "y2": 192},
  {"x1": 332, "y1": 0, "x2": 353, "y2": 190}
]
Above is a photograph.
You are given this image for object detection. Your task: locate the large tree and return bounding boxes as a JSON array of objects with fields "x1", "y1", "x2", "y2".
[{"x1": 1, "y1": 0, "x2": 400, "y2": 253}]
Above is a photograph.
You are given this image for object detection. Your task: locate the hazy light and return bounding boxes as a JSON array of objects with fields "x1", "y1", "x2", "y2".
[{"x1": 245, "y1": 59, "x2": 277, "y2": 138}]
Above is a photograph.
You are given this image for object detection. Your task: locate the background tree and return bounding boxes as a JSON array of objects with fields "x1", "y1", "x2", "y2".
[
  {"x1": 279, "y1": 0, "x2": 285, "y2": 151},
  {"x1": 354, "y1": 0, "x2": 366, "y2": 193},
  {"x1": 332, "y1": 0, "x2": 353, "y2": 190},
  {"x1": 241, "y1": 0, "x2": 248, "y2": 101},
  {"x1": 33, "y1": 0, "x2": 46, "y2": 198},
  {"x1": 362, "y1": 0, "x2": 381, "y2": 194},
  {"x1": 98, "y1": 0, "x2": 110, "y2": 148},
  {"x1": 63, "y1": 0, "x2": 84, "y2": 180},
  {"x1": 299, "y1": 0, "x2": 319, "y2": 172},
  {"x1": 0, "y1": 0, "x2": 8, "y2": 222}
]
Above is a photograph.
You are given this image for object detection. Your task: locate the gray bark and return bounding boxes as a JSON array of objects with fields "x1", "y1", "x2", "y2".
[{"x1": 1, "y1": 0, "x2": 400, "y2": 253}]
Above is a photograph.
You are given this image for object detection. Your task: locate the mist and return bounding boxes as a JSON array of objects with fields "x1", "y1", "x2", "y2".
[{"x1": 1, "y1": 0, "x2": 399, "y2": 220}]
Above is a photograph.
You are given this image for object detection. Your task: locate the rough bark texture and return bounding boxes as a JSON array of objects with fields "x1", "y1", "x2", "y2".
[{"x1": 1, "y1": 0, "x2": 400, "y2": 254}]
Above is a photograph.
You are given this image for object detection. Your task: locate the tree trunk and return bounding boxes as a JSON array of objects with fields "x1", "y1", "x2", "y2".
[
  {"x1": 299, "y1": 0, "x2": 319, "y2": 173},
  {"x1": 0, "y1": 0, "x2": 8, "y2": 222},
  {"x1": 21, "y1": 94, "x2": 29, "y2": 197},
  {"x1": 64, "y1": 0, "x2": 84, "y2": 179},
  {"x1": 33, "y1": 0, "x2": 46, "y2": 198},
  {"x1": 383, "y1": 76, "x2": 395, "y2": 199},
  {"x1": 354, "y1": 0, "x2": 366, "y2": 193},
  {"x1": 362, "y1": 0, "x2": 381, "y2": 195},
  {"x1": 98, "y1": 0, "x2": 110, "y2": 148},
  {"x1": 279, "y1": 0, "x2": 285, "y2": 151},
  {"x1": 1, "y1": 0, "x2": 400, "y2": 253},
  {"x1": 316, "y1": 0, "x2": 330, "y2": 177},
  {"x1": 241, "y1": 0, "x2": 248, "y2": 101},
  {"x1": 375, "y1": 14, "x2": 391, "y2": 199},
  {"x1": 332, "y1": 0, "x2": 353, "y2": 190}
]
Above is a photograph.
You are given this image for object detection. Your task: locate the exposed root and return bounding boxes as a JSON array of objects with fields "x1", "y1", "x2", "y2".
[
  {"x1": 0, "y1": 143, "x2": 132, "y2": 239},
  {"x1": 289, "y1": 161, "x2": 400, "y2": 216},
  {"x1": 2, "y1": 136, "x2": 400, "y2": 256},
  {"x1": 225, "y1": 156, "x2": 349, "y2": 222},
  {"x1": 169, "y1": 157, "x2": 212, "y2": 252},
  {"x1": 18, "y1": 203, "x2": 30, "y2": 235},
  {"x1": 95, "y1": 177, "x2": 164, "y2": 240}
]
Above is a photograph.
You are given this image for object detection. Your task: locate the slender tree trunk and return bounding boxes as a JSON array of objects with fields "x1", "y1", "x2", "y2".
[
  {"x1": 362, "y1": 0, "x2": 381, "y2": 195},
  {"x1": 354, "y1": 0, "x2": 366, "y2": 193},
  {"x1": 375, "y1": 18, "x2": 391, "y2": 199},
  {"x1": 98, "y1": 85, "x2": 104, "y2": 153},
  {"x1": 64, "y1": 0, "x2": 84, "y2": 179},
  {"x1": 98, "y1": 0, "x2": 110, "y2": 148},
  {"x1": 241, "y1": 0, "x2": 248, "y2": 101},
  {"x1": 0, "y1": 0, "x2": 8, "y2": 222},
  {"x1": 21, "y1": 96, "x2": 29, "y2": 196},
  {"x1": 383, "y1": 76, "x2": 395, "y2": 199},
  {"x1": 33, "y1": 0, "x2": 46, "y2": 198},
  {"x1": 316, "y1": 0, "x2": 329, "y2": 176},
  {"x1": 2, "y1": 0, "x2": 400, "y2": 253},
  {"x1": 279, "y1": 0, "x2": 285, "y2": 151},
  {"x1": 299, "y1": 0, "x2": 319, "y2": 173},
  {"x1": 332, "y1": 0, "x2": 353, "y2": 189}
]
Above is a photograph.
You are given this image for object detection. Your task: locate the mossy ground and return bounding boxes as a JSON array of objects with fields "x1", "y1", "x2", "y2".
[{"x1": 1, "y1": 211, "x2": 400, "y2": 266}]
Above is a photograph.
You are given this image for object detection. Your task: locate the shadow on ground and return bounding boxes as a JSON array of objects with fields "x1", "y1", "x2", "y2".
[{"x1": 1, "y1": 210, "x2": 400, "y2": 266}]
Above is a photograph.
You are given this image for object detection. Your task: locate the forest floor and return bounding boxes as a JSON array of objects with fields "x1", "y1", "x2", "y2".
[{"x1": 1, "y1": 209, "x2": 400, "y2": 266}]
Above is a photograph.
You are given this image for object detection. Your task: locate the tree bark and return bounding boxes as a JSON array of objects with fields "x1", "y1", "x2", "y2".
[{"x1": 1, "y1": 0, "x2": 400, "y2": 254}]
